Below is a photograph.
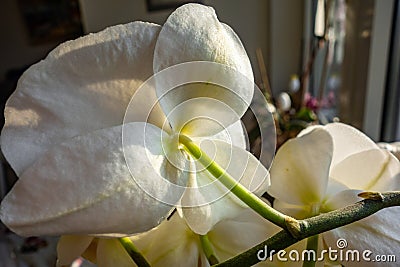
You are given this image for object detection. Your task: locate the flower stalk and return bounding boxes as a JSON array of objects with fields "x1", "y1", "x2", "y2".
[{"x1": 178, "y1": 134, "x2": 293, "y2": 231}]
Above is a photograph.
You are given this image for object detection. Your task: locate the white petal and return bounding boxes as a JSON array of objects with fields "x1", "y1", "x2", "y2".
[
  {"x1": 57, "y1": 235, "x2": 94, "y2": 266},
  {"x1": 324, "y1": 123, "x2": 379, "y2": 168},
  {"x1": 1, "y1": 22, "x2": 161, "y2": 175},
  {"x1": 322, "y1": 189, "x2": 362, "y2": 213},
  {"x1": 154, "y1": 4, "x2": 252, "y2": 81},
  {"x1": 268, "y1": 128, "x2": 333, "y2": 206},
  {"x1": 123, "y1": 73, "x2": 169, "y2": 133},
  {"x1": 178, "y1": 162, "x2": 243, "y2": 235},
  {"x1": 323, "y1": 178, "x2": 351, "y2": 201},
  {"x1": 153, "y1": 3, "x2": 253, "y2": 136},
  {"x1": 0, "y1": 123, "x2": 184, "y2": 236},
  {"x1": 133, "y1": 215, "x2": 203, "y2": 267},
  {"x1": 323, "y1": 207, "x2": 400, "y2": 267},
  {"x1": 152, "y1": 62, "x2": 254, "y2": 137},
  {"x1": 178, "y1": 161, "x2": 214, "y2": 235},
  {"x1": 330, "y1": 149, "x2": 400, "y2": 191},
  {"x1": 96, "y1": 239, "x2": 136, "y2": 267},
  {"x1": 208, "y1": 120, "x2": 248, "y2": 150},
  {"x1": 123, "y1": 122, "x2": 189, "y2": 207}
]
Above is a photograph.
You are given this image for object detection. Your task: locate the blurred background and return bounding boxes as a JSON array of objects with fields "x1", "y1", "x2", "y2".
[{"x1": 0, "y1": 0, "x2": 399, "y2": 266}]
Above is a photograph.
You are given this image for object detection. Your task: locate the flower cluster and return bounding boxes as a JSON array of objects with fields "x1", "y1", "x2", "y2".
[
  {"x1": 269, "y1": 123, "x2": 400, "y2": 266},
  {"x1": 0, "y1": 3, "x2": 399, "y2": 267}
]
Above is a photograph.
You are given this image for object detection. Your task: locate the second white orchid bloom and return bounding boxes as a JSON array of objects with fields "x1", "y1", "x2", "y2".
[
  {"x1": 0, "y1": 3, "x2": 269, "y2": 238},
  {"x1": 57, "y1": 207, "x2": 276, "y2": 267},
  {"x1": 268, "y1": 123, "x2": 400, "y2": 266}
]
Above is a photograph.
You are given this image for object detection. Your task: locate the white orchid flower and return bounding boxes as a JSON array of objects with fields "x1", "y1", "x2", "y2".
[
  {"x1": 57, "y1": 206, "x2": 276, "y2": 267},
  {"x1": 0, "y1": 3, "x2": 269, "y2": 237},
  {"x1": 268, "y1": 122, "x2": 400, "y2": 266}
]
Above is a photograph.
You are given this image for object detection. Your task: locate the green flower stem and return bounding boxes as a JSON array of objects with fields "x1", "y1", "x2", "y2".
[
  {"x1": 178, "y1": 134, "x2": 291, "y2": 230},
  {"x1": 199, "y1": 234, "x2": 220, "y2": 265},
  {"x1": 302, "y1": 235, "x2": 318, "y2": 267},
  {"x1": 118, "y1": 237, "x2": 151, "y2": 267},
  {"x1": 214, "y1": 191, "x2": 400, "y2": 267}
]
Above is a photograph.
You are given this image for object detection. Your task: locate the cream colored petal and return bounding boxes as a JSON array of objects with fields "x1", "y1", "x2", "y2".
[
  {"x1": 268, "y1": 128, "x2": 333, "y2": 206},
  {"x1": 323, "y1": 123, "x2": 379, "y2": 168},
  {"x1": 1, "y1": 22, "x2": 162, "y2": 176},
  {"x1": 153, "y1": 3, "x2": 253, "y2": 136},
  {"x1": 57, "y1": 235, "x2": 94, "y2": 266},
  {"x1": 132, "y1": 214, "x2": 203, "y2": 267},
  {"x1": 97, "y1": 239, "x2": 136, "y2": 267},
  {"x1": 330, "y1": 149, "x2": 400, "y2": 191},
  {"x1": 0, "y1": 123, "x2": 183, "y2": 236},
  {"x1": 323, "y1": 207, "x2": 400, "y2": 267}
]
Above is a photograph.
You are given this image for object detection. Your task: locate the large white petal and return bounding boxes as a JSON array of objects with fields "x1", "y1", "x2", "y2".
[
  {"x1": 57, "y1": 235, "x2": 94, "y2": 266},
  {"x1": 323, "y1": 207, "x2": 400, "y2": 267},
  {"x1": 330, "y1": 149, "x2": 400, "y2": 191},
  {"x1": 153, "y1": 4, "x2": 254, "y2": 136},
  {"x1": 268, "y1": 128, "x2": 333, "y2": 206},
  {"x1": 324, "y1": 123, "x2": 379, "y2": 168},
  {"x1": 0, "y1": 123, "x2": 185, "y2": 236},
  {"x1": 1, "y1": 22, "x2": 162, "y2": 176}
]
